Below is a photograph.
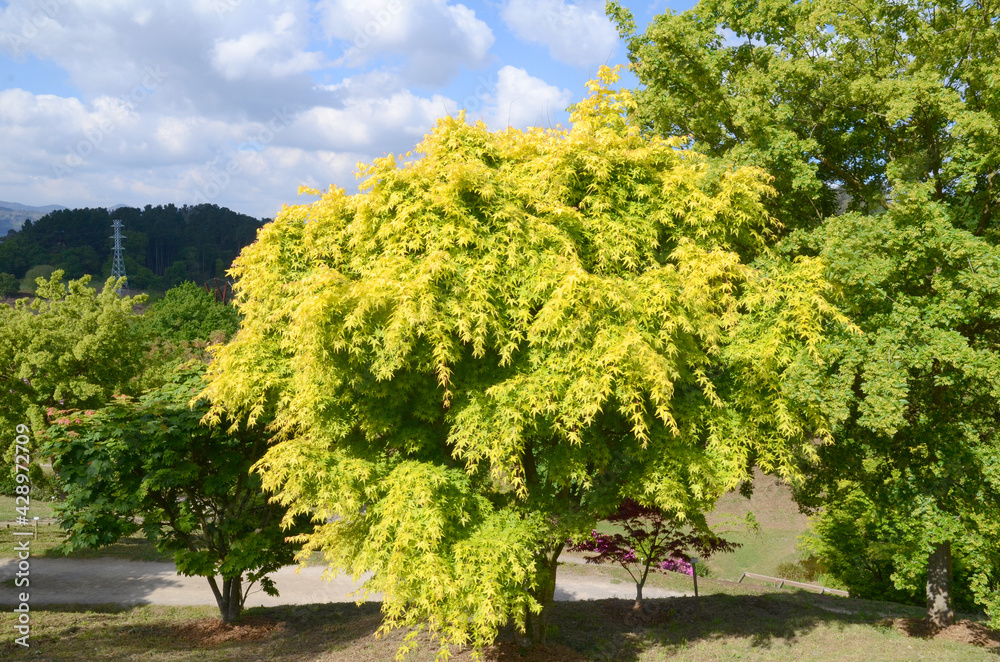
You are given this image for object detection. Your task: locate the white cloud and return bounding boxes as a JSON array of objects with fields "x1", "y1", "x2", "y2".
[
  {"x1": 484, "y1": 66, "x2": 571, "y2": 131},
  {"x1": 318, "y1": 0, "x2": 494, "y2": 85},
  {"x1": 293, "y1": 91, "x2": 456, "y2": 151},
  {"x1": 0, "y1": 0, "x2": 592, "y2": 219},
  {"x1": 501, "y1": 0, "x2": 618, "y2": 67},
  {"x1": 0, "y1": 0, "x2": 334, "y2": 117},
  {"x1": 0, "y1": 77, "x2": 462, "y2": 217},
  {"x1": 211, "y1": 11, "x2": 326, "y2": 81}
]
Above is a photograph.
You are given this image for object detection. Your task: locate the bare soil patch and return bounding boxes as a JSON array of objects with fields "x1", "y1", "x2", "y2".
[{"x1": 174, "y1": 615, "x2": 284, "y2": 646}]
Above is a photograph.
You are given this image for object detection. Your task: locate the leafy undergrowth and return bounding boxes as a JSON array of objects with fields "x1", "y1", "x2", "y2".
[{"x1": 2, "y1": 592, "x2": 997, "y2": 661}]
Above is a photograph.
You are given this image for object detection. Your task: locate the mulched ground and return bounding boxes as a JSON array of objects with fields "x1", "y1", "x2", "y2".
[
  {"x1": 888, "y1": 617, "x2": 1000, "y2": 651},
  {"x1": 174, "y1": 615, "x2": 285, "y2": 646}
]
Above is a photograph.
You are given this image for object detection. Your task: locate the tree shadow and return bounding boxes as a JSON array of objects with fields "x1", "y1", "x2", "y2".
[
  {"x1": 20, "y1": 602, "x2": 385, "y2": 661},
  {"x1": 484, "y1": 593, "x2": 998, "y2": 661},
  {"x1": 0, "y1": 558, "x2": 190, "y2": 608}
]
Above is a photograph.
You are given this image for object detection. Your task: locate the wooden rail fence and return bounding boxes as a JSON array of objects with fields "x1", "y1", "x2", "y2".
[{"x1": 738, "y1": 571, "x2": 849, "y2": 597}]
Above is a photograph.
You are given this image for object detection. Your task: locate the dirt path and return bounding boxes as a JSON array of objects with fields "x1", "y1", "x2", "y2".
[{"x1": 0, "y1": 557, "x2": 688, "y2": 607}]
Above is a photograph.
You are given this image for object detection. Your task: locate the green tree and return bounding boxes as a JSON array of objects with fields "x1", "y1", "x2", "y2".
[
  {"x1": 0, "y1": 272, "x2": 18, "y2": 297},
  {"x1": 21, "y1": 264, "x2": 56, "y2": 294},
  {"x1": 43, "y1": 363, "x2": 304, "y2": 624},
  {"x1": 0, "y1": 271, "x2": 145, "y2": 434},
  {"x1": 202, "y1": 68, "x2": 843, "y2": 657},
  {"x1": 139, "y1": 281, "x2": 240, "y2": 342},
  {"x1": 782, "y1": 191, "x2": 1000, "y2": 625},
  {"x1": 0, "y1": 271, "x2": 145, "y2": 495},
  {"x1": 611, "y1": 0, "x2": 1000, "y2": 625},
  {"x1": 609, "y1": 0, "x2": 1000, "y2": 237}
]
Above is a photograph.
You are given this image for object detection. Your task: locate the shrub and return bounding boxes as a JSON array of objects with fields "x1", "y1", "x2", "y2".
[{"x1": 0, "y1": 272, "x2": 18, "y2": 297}]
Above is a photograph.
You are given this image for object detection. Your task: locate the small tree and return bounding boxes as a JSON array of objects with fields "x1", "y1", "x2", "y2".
[
  {"x1": 20, "y1": 264, "x2": 56, "y2": 294},
  {"x1": 0, "y1": 272, "x2": 18, "y2": 297},
  {"x1": 43, "y1": 362, "x2": 304, "y2": 624},
  {"x1": 568, "y1": 499, "x2": 738, "y2": 609},
  {"x1": 0, "y1": 271, "x2": 145, "y2": 494},
  {"x1": 141, "y1": 281, "x2": 240, "y2": 342}
]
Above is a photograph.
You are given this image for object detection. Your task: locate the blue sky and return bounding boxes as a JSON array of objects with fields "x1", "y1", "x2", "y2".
[{"x1": 0, "y1": 1, "x2": 694, "y2": 219}]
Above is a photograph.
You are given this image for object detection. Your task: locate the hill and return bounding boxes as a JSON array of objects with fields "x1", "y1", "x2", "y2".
[
  {"x1": 0, "y1": 203, "x2": 267, "y2": 290},
  {"x1": 0, "y1": 200, "x2": 68, "y2": 235}
]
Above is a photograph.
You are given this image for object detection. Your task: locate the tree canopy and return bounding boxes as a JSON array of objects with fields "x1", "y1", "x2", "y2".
[
  {"x1": 43, "y1": 362, "x2": 304, "y2": 624},
  {"x1": 0, "y1": 271, "x2": 145, "y2": 436},
  {"x1": 202, "y1": 67, "x2": 843, "y2": 657},
  {"x1": 609, "y1": 0, "x2": 1000, "y2": 237},
  {"x1": 610, "y1": 0, "x2": 1000, "y2": 625},
  {"x1": 785, "y1": 188, "x2": 1000, "y2": 624},
  {"x1": 137, "y1": 281, "x2": 240, "y2": 343}
]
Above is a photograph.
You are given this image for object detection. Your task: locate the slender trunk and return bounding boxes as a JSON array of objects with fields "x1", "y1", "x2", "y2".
[
  {"x1": 525, "y1": 542, "x2": 563, "y2": 645},
  {"x1": 207, "y1": 575, "x2": 244, "y2": 625},
  {"x1": 926, "y1": 541, "x2": 954, "y2": 627},
  {"x1": 634, "y1": 580, "x2": 644, "y2": 611}
]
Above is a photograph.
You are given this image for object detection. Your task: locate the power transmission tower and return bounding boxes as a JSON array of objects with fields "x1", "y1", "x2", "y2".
[{"x1": 110, "y1": 218, "x2": 129, "y2": 296}]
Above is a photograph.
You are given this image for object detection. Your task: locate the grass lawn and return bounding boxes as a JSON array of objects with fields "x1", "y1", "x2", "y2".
[
  {"x1": 0, "y1": 524, "x2": 172, "y2": 563},
  {"x1": 2, "y1": 479, "x2": 995, "y2": 660},
  {"x1": 0, "y1": 495, "x2": 58, "y2": 522},
  {"x1": 1, "y1": 587, "x2": 997, "y2": 661}
]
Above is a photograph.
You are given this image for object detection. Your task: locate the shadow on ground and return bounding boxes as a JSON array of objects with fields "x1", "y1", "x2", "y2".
[
  {"x1": 6, "y1": 593, "x2": 999, "y2": 661},
  {"x1": 484, "y1": 593, "x2": 1000, "y2": 661}
]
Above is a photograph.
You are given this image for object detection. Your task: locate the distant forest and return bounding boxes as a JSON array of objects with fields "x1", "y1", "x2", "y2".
[{"x1": 0, "y1": 204, "x2": 266, "y2": 291}]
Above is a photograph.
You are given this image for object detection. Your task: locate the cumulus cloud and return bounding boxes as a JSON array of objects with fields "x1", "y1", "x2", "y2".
[
  {"x1": 210, "y1": 11, "x2": 326, "y2": 81},
  {"x1": 318, "y1": 0, "x2": 494, "y2": 86},
  {"x1": 289, "y1": 85, "x2": 456, "y2": 152},
  {"x1": 0, "y1": 0, "x2": 594, "y2": 218},
  {"x1": 501, "y1": 0, "x2": 618, "y2": 67},
  {"x1": 0, "y1": 0, "x2": 333, "y2": 117},
  {"x1": 0, "y1": 77, "x2": 460, "y2": 217},
  {"x1": 483, "y1": 66, "x2": 571, "y2": 131}
]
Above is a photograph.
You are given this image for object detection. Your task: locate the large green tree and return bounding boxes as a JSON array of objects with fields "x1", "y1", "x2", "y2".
[
  {"x1": 202, "y1": 68, "x2": 843, "y2": 657},
  {"x1": 785, "y1": 189, "x2": 1000, "y2": 625},
  {"x1": 609, "y1": 0, "x2": 1000, "y2": 625},
  {"x1": 43, "y1": 363, "x2": 304, "y2": 624},
  {"x1": 609, "y1": 0, "x2": 1000, "y2": 237}
]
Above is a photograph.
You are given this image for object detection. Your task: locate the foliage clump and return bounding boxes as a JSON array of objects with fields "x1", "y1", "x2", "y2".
[
  {"x1": 138, "y1": 281, "x2": 240, "y2": 342},
  {"x1": 612, "y1": 0, "x2": 1000, "y2": 626}
]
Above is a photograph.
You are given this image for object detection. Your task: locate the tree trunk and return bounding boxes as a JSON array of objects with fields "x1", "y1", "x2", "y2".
[
  {"x1": 634, "y1": 580, "x2": 644, "y2": 612},
  {"x1": 926, "y1": 541, "x2": 954, "y2": 627},
  {"x1": 525, "y1": 542, "x2": 563, "y2": 645},
  {"x1": 207, "y1": 575, "x2": 244, "y2": 625}
]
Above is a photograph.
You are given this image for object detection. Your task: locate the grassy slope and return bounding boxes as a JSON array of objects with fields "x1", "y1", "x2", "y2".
[{"x1": 703, "y1": 470, "x2": 810, "y2": 582}]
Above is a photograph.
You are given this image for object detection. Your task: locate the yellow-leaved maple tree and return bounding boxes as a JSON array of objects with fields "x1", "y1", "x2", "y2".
[{"x1": 202, "y1": 67, "x2": 845, "y2": 658}]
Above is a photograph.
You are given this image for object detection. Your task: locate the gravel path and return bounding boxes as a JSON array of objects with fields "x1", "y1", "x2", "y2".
[{"x1": 0, "y1": 556, "x2": 687, "y2": 607}]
